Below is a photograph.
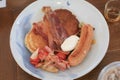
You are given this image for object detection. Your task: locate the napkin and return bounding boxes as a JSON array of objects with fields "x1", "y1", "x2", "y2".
[{"x1": 0, "y1": 0, "x2": 6, "y2": 8}]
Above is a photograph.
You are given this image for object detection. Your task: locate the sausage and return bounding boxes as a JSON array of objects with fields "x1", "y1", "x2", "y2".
[{"x1": 68, "y1": 24, "x2": 94, "y2": 66}]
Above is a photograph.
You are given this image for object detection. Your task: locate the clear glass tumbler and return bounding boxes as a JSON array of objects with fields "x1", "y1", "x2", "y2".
[{"x1": 104, "y1": 0, "x2": 120, "y2": 22}]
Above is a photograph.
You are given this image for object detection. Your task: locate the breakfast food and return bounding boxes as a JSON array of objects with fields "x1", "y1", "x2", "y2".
[
  {"x1": 68, "y1": 24, "x2": 94, "y2": 66},
  {"x1": 61, "y1": 35, "x2": 79, "y2": 51},
  {"x1": 54, "y1": 9, "x2": 79, "y2": 36},
  {"x1": 25, "y1": 22, "x2": 48, "y2": 53},
  {"x1": 25, "y1": 6, "x2": 94, "y2": 72}
]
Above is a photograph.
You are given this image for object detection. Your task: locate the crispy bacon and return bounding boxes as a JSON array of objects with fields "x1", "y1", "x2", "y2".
[
  {"x1": 43, "y1": 7, "x2": 68, "y2": 50},
  {"x1": 32, "y1": 22, "x2": 48, "y2": 43},
  {"x1": 30, "y1": 46, "x2": 70, "y2": 71}
]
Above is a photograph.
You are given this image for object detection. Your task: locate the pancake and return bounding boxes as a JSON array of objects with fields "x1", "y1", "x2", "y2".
[{"x1": 25, "y1": 30, "x2": 47, "y2": 53}]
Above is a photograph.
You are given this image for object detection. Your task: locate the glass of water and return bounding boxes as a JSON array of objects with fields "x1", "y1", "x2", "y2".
[{"x1": 104, "y1": 0, "x2": 120, "y2": 22}]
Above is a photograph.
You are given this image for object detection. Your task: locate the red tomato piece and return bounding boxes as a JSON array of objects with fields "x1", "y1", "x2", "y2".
[
  {"x1": 56, "y1": 52, "x2": 67, "y2": 60},
  {"x1": 38, "y1": 49, "x2": 49, "y2": 61},
  {"x1": 30, "y1": 57, "x2": 40, "y2": 66}
]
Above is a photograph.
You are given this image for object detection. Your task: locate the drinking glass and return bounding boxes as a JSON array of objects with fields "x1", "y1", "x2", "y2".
[{"x1": 104, "y1": 0, "x2": 120, "y2": 22}]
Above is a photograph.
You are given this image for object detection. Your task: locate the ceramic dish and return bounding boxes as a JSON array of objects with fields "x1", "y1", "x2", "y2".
[
  {"x1": 10, "y1": 0, "x2": 109, "y2": 80},
  {"x1": 98, "y1": 61, "x2": 120, "y2": 80}
]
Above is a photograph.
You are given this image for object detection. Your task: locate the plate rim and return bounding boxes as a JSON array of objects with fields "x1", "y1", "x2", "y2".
[{"x1": 10, "y1": 0, "x2": 109, "y2": 80}]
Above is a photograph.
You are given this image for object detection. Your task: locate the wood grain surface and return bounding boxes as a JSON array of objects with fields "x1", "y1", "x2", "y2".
[{"x1": 0, "y1": 0, "x2": 120, "y2": 80}]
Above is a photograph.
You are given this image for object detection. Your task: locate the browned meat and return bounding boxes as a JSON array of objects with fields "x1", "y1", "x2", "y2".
[
  {"x1": 25, "y1": 7, "x2": 79, "y2": 54},
  {"x1": 32, "y1": 22, "x2": 48, "y2": 42},
  {"x1": 68, "y1": 24, "x2": 94, "y2": 66},
  {"x1": 55, "y1": 9, "x2": 79, "y2": 36},
  {"x1": 43, "y1": 7, "x2": 69, "y2": 50}
]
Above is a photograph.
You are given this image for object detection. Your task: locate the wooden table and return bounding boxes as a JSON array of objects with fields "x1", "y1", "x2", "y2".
[{"x1": 0, "y1": 0, "x2": 120, "y2": 80}]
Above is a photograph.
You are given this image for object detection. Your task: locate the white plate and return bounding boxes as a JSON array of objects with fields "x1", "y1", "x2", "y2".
[{"x1": 10, "y1": 0, "x2": 109, "y2": 80}]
